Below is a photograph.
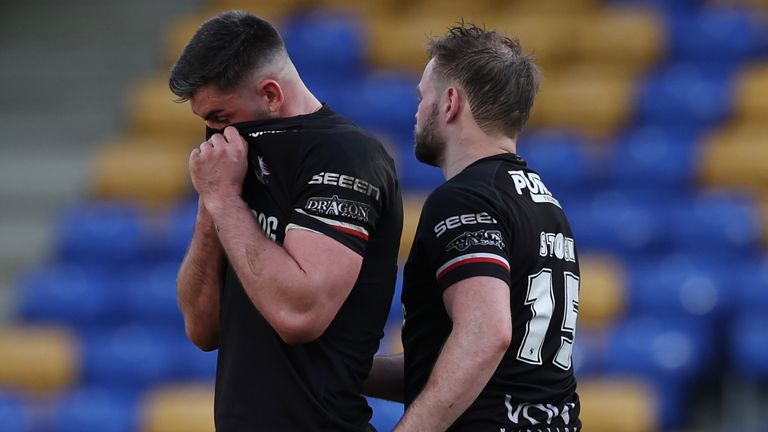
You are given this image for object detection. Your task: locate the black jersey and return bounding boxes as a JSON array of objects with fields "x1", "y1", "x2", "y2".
[
  {"x1": 206, "y1": 106, "x2": 402, "y2": 431},
  {"x1": 401, "y1": 153, "x2": 580, "y2": 432}
]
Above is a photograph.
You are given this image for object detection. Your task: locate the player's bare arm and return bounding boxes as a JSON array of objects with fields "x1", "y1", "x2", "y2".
[
  {"x1": 189, "y1": 126, "x2": 363, "y2": 345},
  {"x1": 363, "y1": 352, "x2": 405, "y2": 403},
  {"x1": 176, "y1": 197, "x2": 225, "y2": 351},
  {"x1": 395, "y1": 276, "x2": 511, "y2": 432}
]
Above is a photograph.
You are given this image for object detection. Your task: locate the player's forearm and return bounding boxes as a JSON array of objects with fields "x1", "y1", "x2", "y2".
[
  {"x1": 363, "y1": 353, "x2": 405, "y2": 403},
  {"x1": 394, "y1": 328, "x2": 508, "y2": 432},
  {"x1": 204, "y1": 196, "x2": 326, "y2": 343},
  {"x1": 177, "y1": 203, "x2": 225, "y2": 351}
]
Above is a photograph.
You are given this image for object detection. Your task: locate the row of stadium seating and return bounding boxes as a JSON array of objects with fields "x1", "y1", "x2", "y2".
[{"x1": 3, "y1": 0, "x2": 767, "y2": 431}]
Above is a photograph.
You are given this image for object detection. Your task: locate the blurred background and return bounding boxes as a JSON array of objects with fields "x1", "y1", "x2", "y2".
[{"x1": 0, "y1": 0, "x2": 767, "y2": 431}]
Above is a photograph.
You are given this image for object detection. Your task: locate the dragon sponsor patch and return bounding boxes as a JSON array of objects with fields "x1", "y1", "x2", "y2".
[
  {"x1": 305, "y1": 195, "x2": 372, "y2": 223},
  {"x1": 445, "y1": 229, "x2": 505, "y2": 252}
]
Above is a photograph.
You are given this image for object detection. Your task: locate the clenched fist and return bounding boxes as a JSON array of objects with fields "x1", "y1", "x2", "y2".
[{"x1": 189, "y1": 126, "x2": 248, "y2": 209}]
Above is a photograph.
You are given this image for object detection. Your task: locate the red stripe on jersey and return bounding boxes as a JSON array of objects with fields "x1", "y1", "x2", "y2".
[
  {"x1": 437, "y1": 257, "x2": 510, "y2": 280},
  {"x1": 333, "y1": 225, "x2": 369, "y2": 241}
]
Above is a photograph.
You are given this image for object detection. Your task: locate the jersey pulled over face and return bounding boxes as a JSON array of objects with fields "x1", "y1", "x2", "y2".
[
  {"x1": 206, "y1": 105, "x2": 403, "y2": 432},
  {"x1": 402, "y1": 153, "x2": 581, "y2": 432}
]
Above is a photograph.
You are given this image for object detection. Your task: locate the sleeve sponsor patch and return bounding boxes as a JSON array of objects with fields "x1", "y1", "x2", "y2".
[
  {"x1": 304, "y1": 195, "x2": 372, "y2": 224},
  {"x1": 445, "y1": 229, "x2": 506, "y2": 252}
]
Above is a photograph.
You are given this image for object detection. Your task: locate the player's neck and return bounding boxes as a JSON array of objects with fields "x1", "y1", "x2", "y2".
[
  {"x1": 279, "y1": 77, "x2": 323, "y2": 118},
  {"x1": 441, "y1": 131, "x2": 517, "y2": 180}
]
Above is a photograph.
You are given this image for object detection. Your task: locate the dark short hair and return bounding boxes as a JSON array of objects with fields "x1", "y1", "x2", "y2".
[
  {"x1": 427, "y1": 23, "x2": 541, "y2": 137},
  {"x1": 169, "y1": 10, "x2": 285, "y2": 101}
]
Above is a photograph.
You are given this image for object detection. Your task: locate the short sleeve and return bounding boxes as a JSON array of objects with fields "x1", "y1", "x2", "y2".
[
  {"x1": 287, "y1": 141, "x2": 388, "y2": 256},
  {"x1": 420, "y1": 188, "x2": 511, "y2": 292}
]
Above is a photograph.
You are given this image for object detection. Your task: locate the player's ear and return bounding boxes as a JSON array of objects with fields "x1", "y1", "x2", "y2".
[
  {"x1": 259, "y1": 79, "x2": 284, "y2": 113},
  {"x1": 444, "y1": 86, "x2": 461, "y2": 123}
]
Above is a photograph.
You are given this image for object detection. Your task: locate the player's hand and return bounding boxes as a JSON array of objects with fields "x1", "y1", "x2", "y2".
[{"x1": 189, "y1": 126, "x2": 248, "y2": 210}]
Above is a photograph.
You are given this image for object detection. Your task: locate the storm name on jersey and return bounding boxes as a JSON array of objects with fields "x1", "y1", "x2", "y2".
[
  {"x1": 308, "y1": 172, "x2": 381, "y2": 201},
  {"x1": 305, "y1": 195, "x2": 372, "y2": 223},
  {"x1": 539, "y1": 231, "x2": 576, "y2": 262},
  {"x1": 433, "y1": 212, "x2": 498, "y2": 237},
  {"x1": 508, "y1": 170, "x2": 561, "y2": 208}
]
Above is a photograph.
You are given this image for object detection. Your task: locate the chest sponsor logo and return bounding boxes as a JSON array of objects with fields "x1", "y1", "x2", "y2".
[
  {"x1": 308, "y1": 172, "x2": 381, "y2": 201},
  {"x1": 508, "y1": 170, "x2": 561, "y2": 208},
  {"x1": 434, "y1": 212, "x2": 497, "y2": 238},
  {"x1": 445, "y1": 229, "x2": 505, "y2": 252},
  {"x1": 539, "y1": 232, "x2": 576, "y2": 262},
  {"x1": 305, "y1": 195, "x2": 371, "y2": 223}
]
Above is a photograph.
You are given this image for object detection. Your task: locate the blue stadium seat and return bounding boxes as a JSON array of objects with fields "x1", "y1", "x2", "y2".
[
  {"x1": 334, "y1": 72, "x2": 419, "y2": 136},
  {"x1": 122, "y1": 261, "x2": 185, "y2": 326},
  {"x1": 609, "y1": 0, "x2": 700, "y2": 14},
  {"x1": 398, "y1": 140, "x2": 444, "y2": 191},
  {"x1": 281, "y1": 11, "x2": 365, "y2": 88},
  {"x1": 51, "y1": 387, "x2": 138, "y2": 432},
  {"x1": 15, "y1": 264, "x2": 123, "y2": 327},
  {"x1": 166, "y1": 197, "x2": 197, "y2": 260},
  {"x1": 635, "y1": 63, "x2": 733, "y2": 130},
  {"x1": 566, "y1": 189, "x2": 670, "y2": 254},
  {"x1": 610, "y1": 125, "x2": 699, "y2": 189},
  {"x1": 518, "y1": 130, "x2": 593, "y2": 193},
  {"x1": 367, "y1": 397, "x2": 403, "y2": 432},
  {"x1": 53, "y1": 202, "x2": 145, "y2": 264},
  {"x1": 737, "y1": 257, "x2": 768, "y2": 313},
  {"x1": 81, "y1": 325, "x2": 180, "y2": 388},
  {"x1": 0, "y1": 395, "x2": 26, "y2": 432},
  {"x1": 628, "y1": 253, "x2": 735, "y2": 320},
  {"x1": 669, "y1": 9, "x2": 766, "y2": 67},
  {"x1": 602, "y1": 315, "x2": 711, "y2": 428},
  {"x1": 730, "y1": 313, "x2": 768, "y2": 379},
  {"x1": 669, "y1": 193, "x2": 761, "y2": 255}
]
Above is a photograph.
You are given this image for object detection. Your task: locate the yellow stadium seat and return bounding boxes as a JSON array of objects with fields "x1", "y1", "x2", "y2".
[
  {"x1": 127, "y1": 74, "x2": 203, "y2": 145},
  {"x1": 366, "y1": 15, "x2": 454, "y2": 72},
  {"x1": 761, "y1": 197, "x2": 768, "y2": 247},
  {"x1": 504, "y1": 0, "x2": 601, "y2": 14},
  {"x1": 578, "y1": 377, "x2": 657, "y2": 432},
  {"x1": 208, "y1": 0, "x2": 302, "y2": 17},
  {"x1": 698, "y1": 124, "x2": 768, "y2": 194},
  {"x1": 529, "y1": 67, "x2": 634, "y2": 137},
  {"x1": 0, "y1": 325, "x2": 78, "y2": 394},
  {"x1": 141, "y1": 383, "x2": 215, "y2": 432},
  {"x1": 734, "y1": 62, "x2": 768, "y2": 122},
  {"x1": 90, "y1": 140, "x2": 191, "y2": 207},
  {"x1": 399, "y1": 194, "x2": 427, "y2": 261},
  {"x1": 573, "y1": 9, "x2": 664, "y2": 75},
  {"x1": 578, "y1": 254, "x2": 627, "y2": 328}
]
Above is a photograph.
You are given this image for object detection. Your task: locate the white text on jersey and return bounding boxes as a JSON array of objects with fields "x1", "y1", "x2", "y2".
[
  {"x1": 434, "y1": 212, "x2": 498, "y2": 238},
  {"x1": 309, "y1": 172, "x2": 381, "y2": 201},
  {"x1": 539, "y1": 232, "x2": 576, "y2": 262},
  {"x1": 508, "y1": 170, "x2": 561, "y2": 208}
]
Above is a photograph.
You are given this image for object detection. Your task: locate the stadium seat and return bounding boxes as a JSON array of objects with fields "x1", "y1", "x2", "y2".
[
  {"x1": 0, "y1": 395, "x2": 27, "y2": 432},
  {"x1": 0, "y1": 326, "x2": 77, "y2": 394},
  {"x1": 140, "y1": 383, "x2": 214, "y2": 432},
  {"x1": 573, "y1": 9, "x2": 664, "y2": 75},
  {"x1": 578, "y1": 255, "x2": 627, "y2": 328},
  {"x1": 398, "y1": 147, "x2": 444, "y2": 191},
  {"x1": 281, "y1": 11, "x2": 365, "y2": 86},
  {"x1": 81, "y1": 325, "x2": 182, "y2": 389},
  {"x1": 399, "y1": 194, "x2": 427, "y2": 261},
  {"x1": 733, "y1": 62, "x2": 768, "y2": 122},
  {"x1": 122, "y1": 261, "x2": 185, "y2": 326},
  {"x1": 699, "y1": 124, "x2": 768, "y2": 193},
  {"x1": 16, "y1": 264, "x2": 123, "y2": 326},
  {"x1": 669, "y1": 192, "x2": 761, "y2": 254},
  {"x1": 367, "y1": 397, "x2": 403, "y2": 432},
  {"x1": 52, "y1": 201, "x2": 145, "y2": 264},
  {"x1": 166, "y1": 197, "x2": 198, "y2": 259},
  {"x1": 577, "y1": 377, "x2": 657, "y2": 432},
  {"x1": 127, "y1": 74, "x2": 202, "y2": 145},
  {"x1": 610, "y1": 125, "x2": 699, "y2": 189},
  {"x1": 608, "y1": 0, "x2": 702, "y2": 13},
  {"x1": 91, "y1": 142, "x2": 190, "y2": 206},
  {"x1": 518, "y1": 130, "x2": 593, "y2": 193},
  {"x1": 635, "y1": 63, "x2": 733, "y2": 130},
  {"x1": 668, "y1": 8, "x2": 767, "y2": 67},
  {"x1": 736, "y1": 257, "x2": 768, "y2": 313},
  {"x1": 529, "y1": 67, "x2": 634, "y2": 137},
  {"x1": 503, "y1": 0, "x2": 601, "y2": 13},
  {"x1": 628, "y1": 253, "x2": 734, "y2": 319},
  {"x1": 52, "y1": 387, "x2": 138, "y2": 432},
  {"x1": 729, "y1": 312, "x2": 768, "y2": 379}
]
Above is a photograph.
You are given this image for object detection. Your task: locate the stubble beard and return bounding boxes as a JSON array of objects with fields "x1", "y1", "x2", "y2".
[{"x1": 413, "y1": 104, "x2": 445, "y2": 168}]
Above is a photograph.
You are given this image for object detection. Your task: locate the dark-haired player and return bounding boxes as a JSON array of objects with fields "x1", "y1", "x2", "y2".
[
  {"x1": 171, "y1": 11, "x2": 402, "y2": 431},
  {"x1": 364, "y1": 24, "x2": 581, "y2": 431}
]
